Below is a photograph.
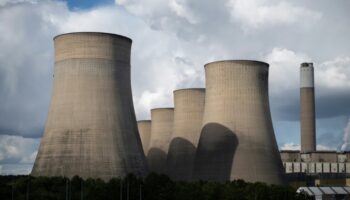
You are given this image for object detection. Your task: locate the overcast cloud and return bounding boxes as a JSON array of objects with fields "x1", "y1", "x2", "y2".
[{"x1": 0, "y1": 0, "x2": 349, "y2": 174}]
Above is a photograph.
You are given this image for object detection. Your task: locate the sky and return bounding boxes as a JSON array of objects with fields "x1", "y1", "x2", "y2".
[{"x1": 0, "y1": 0, "x2": 349, "y2": 174}]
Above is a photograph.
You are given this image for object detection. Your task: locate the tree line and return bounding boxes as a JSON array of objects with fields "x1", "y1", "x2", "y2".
[{"x1": 0, "y1": 173, "x2": 310, "y2": 200}]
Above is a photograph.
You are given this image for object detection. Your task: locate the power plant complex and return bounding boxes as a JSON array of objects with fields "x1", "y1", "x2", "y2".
[
  {"x1": 32, "y1": 32, "x2": 349, "y2": 187},
  {"x1": 280, "y1": 63, "x2": 350, "y2": 187}
]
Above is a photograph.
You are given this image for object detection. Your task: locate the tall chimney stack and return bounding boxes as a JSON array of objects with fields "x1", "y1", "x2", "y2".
[{"x1": 300, "y1": 62, "x2": 316, "y2": 153}]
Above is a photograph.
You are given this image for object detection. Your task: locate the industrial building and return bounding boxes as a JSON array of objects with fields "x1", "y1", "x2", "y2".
[
  {"x1": 137, "y1": 120, "x2": 152, "y2": 155},
  {"x1": 192, "y1": 60, "x2": 285, "y2": 184},
  {"x1": 166, "y1": 88, "x2": 205, "y2": 180},
  {"x1": 281, "y1": 150, "x2": 350, "y2": 174},
  {"x1": 280, "y1": 63, "x2": 350, "y2": 187},
  {"x1": 281, "y1": 150, "x2": 350, "y2": 187},
  {"x1": 31, "y1": 32, "x2": 147, "y2": 180},
  {"x1": 147, "y1": 108, "x2": 174, "y2": 174}
]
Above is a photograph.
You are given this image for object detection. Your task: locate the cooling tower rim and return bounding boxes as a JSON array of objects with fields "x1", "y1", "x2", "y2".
[
  {"x1": 53, "y1": 32, "x2": 132, "y2": 42},
  {"x1": 173, "y1": 88, "x2": 205, "y2": 93},
  {"x1": 280, "y1": 150, "x2": 300, "y2": 153},
  {"x1": 300, "y1": 62, "x2": 314, "y2": 67},
  {"x1": 138, "y1": 120, "x2": 151, "y2": 123},
  {"x1": 151, "y1": 107, "x2": 174, "y2": 111},
  {"x1": 204, "y1": 60, "x2": 268, "y2": 68}
]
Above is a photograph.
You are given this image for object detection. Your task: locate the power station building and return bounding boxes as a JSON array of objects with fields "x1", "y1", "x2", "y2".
[
  {"x1": 280, "y1": 63, "x2": 350, "y2": 186},
  {"x1": 147, "y1": 108, "x2": 174, "y2": 174},
  {"x1": 192, "y1": 60, "x2": 285, "y2": 184},
  {"x1": 31, "y1": 32, "x2": 147, "y2": 180},
  {"x1": 166, "y1": 88, "x2": 205, "y2": 180}
]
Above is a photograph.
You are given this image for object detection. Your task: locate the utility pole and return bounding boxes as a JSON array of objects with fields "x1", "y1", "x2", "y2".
[
  {"x1": 66, "y1": 178, "x2": 68, "y2": 200},
  {"x1": 26, "y1": 179, "x2": 29, "y2": 200},
  {"x1": 11, "y1": 184, "x2": 14, "y2": 200},
  {"x1": 81, "y1": 180, "x2": 83, "y2": 200},
  {"x1": 139, "y1": 184, "x2": 142, "y2": 200},
  {"x1": 120, "y1": 180, "x2": 123, "y2": 200},
  {"x1": 127, "y1": 181, "x2": 129, "y2": 200}
]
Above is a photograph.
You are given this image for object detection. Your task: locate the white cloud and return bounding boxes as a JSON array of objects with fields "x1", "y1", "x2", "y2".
[
  {"x1": 280, "y1": 142, "x2": 335, "y2": 151},
  {"x1": 317, "y1": 144, "x2": 334, "y2": 151},
  {"x1": 0, "y1": 135, "x2": 40, "y2": 165},
  {"x1": 20, "y1": 151, "x2": 37, "y2": 164},
  {"x1": 280, "y1": 142, "x2": 300, "y2": 151},
  {"x1": 227, "y1": 0, "x2": 321, "y2": 30},
  {"x1": 280, "y1": 143, "x2": 300, "y2": 150},
  {"x1": 116, "y1": 0, "x2": 168, "y2": 17},
  {"x1": 0, "y1": 164, "x2": 33, "y2": 175},
  {"x1": 267, "y1": 47, "x2": 311, "y2": 95},
  {"x1": 317, "y1": 56, "x2": 350, "y2": 90},
  {"x1": 0, "y1": 0, "x2": 37, "y2": 6},
  {"x1": 0, "y1": 0, "x2": 67, "y2": 136},
  {"x1": 168, "y1": 0, "x2": 199, "y2": 24},
  {"x1": 267, "y1": 48, "x2": 350, "y2": 97},
  {"x1": 116, "y1": 0, "x2": 199, "y2": 30}
]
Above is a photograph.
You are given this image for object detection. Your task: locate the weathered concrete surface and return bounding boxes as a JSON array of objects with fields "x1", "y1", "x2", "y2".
[
  {"x1": 193, "y1": 60, "x2": 285, "y2": 184},
  {"x1": 137, "y1": 120, "x2": 152, "y2": 155},
  {"x1": 167, "y1": 88, "x2": 205, "y2": 180},
  {"x1": 300, "y1": 63, "x2": 316, "y2": 153},
  {"x1": 31, "y1": 32, "x2": 147, "y2": 180},
  {"x1": 147, "y1": 108, "x2": 174, "y2": 174}
]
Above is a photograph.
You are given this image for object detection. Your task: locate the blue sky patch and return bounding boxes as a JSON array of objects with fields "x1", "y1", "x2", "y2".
[{"x1": 66, "y1": 0, "x2": 114, "y2": 10}]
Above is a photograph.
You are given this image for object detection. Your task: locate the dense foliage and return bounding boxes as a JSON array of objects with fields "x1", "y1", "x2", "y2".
[{"x1": 0, "y1": 173, "x2": 310, "y2": 200}]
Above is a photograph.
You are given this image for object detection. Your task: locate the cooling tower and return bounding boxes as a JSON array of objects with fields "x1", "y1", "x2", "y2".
[
  {"x1": 167, "y1": 88, "x2": 205, "y2": 180},
  {"x1": 147, "y1": 108, "x2": 174, "y2": 174},
  {"x1": 31, "y1": 32, "x2": 147, "y2": 180},
  {"x1": 193, "y1": 60, "x2": 285, "y2": 184},
  {"x1": 137, "y1": 120, "x2": 152, "y2": 155},
  {"x1": 300, "y1": 62, "x2": 316, "y2": 153}
]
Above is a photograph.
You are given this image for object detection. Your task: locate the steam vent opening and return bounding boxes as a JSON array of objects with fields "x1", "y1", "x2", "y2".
[{"x1": 31, "y1": 32, "x2": 147, "y2": 181}]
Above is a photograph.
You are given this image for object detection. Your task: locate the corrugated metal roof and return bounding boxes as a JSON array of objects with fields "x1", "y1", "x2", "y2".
[
  {"x1": 344, "y1": 187, "x2": 350, "y2": 193},
  {"x1": 319, "y1": 187, "x2": 333, "y2": 194},
  {"x1": 331, "y1": 187, "x2": 348, "y2": 195},
  {"x1": 297, "y1": 187, "x2": 314, "y2": 196},
  {"x1": 309, "y1": 187, "x2": 323, "y2": 195},
  {"x1": 297, "y1": 187, "x2": 350, "y2": 196}
]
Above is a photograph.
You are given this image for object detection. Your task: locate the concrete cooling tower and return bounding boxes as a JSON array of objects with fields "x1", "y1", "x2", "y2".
[
  {"x1": 31, "y1": 32, "x2": 147, "y2": 180},
  {"x1": 193, "y1": 60, "x2": 285, "y2": 184},
  {"x1": 300, "y1": 63, "x2": 316, "y2": 153},
  {"x1": 167, "y1": 88, "x2": 205, "y2": 180},
  {"x1": 147, "y1": 108, "x2": 174, "y2": 174},
  {"x1": 137, "y1": 120, "x2": 152, "y2": 155}
]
